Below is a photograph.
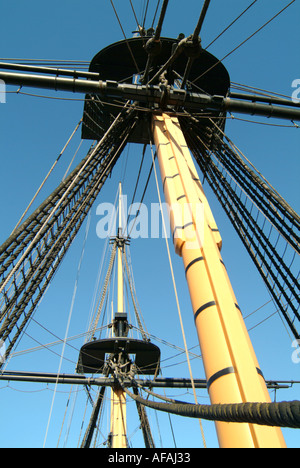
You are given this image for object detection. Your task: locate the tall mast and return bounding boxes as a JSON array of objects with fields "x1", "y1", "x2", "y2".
[
  {"x1": 117, "y1": 182, "x2": 124, "y2": 315},
  {"x1": 110, "y1": 182, "x2": 127, "y2": 449},
  {"x1": 152, "y1": 113, "x2": 287, "y2": 448},
  {"x1": 1, "y1": 4, "x2": 299, "y2": 444},
  {"x1": 76, "y1": 180, "x2": 160, "y2": 448}
]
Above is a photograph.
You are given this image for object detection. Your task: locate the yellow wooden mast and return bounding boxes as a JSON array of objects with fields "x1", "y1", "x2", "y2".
[
  {"x1": 110, "y1": 182, "x2": 127, "y2": 448},
  {"x1": 152, "y1": 113, "x2": 286, "y2": 448}
]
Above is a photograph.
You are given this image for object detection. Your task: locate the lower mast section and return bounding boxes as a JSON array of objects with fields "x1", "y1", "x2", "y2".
[
  {"x1": 110, "y1": 386, "x2": 127, "y2": 448},
  {"x1": 152, "y1": 113, "x2": 286, "y2": 448}
]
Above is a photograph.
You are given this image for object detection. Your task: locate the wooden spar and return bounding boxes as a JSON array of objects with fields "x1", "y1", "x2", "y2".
[
  {"x1": 117, "y1": 183, "x2": 124, "y2": 317},
  {"x1": 152, "y1": 113, "x2": 287, "y2": 448},
  {"x1": 110, "y1": 387, "x2": 127, "y2": 449},
  {"x1": 110, "y1": 182, "x2": 127, "y2": 448}
]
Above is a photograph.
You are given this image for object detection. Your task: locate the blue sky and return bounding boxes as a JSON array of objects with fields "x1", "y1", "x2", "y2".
[{"x1": 0, "y1": 0, "x2": 299, "y2": 449}]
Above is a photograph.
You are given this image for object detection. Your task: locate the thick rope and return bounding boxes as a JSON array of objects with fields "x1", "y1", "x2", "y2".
[{"x1": 116, "y1": 371, "x2": 300, "y2": 429}]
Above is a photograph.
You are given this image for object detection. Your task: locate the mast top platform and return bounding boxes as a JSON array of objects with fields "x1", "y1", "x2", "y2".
[
  {"x1": 77, "y1": 337, "x2": 161, "y2": 375},
  {"x1": 81, "y1": 35, "x2": 230, "y2": 145}
]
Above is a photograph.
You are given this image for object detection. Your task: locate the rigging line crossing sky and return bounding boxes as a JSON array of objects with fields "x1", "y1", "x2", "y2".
[
  {"x1": 0, "y1": 109, "x2": 128, "y2": 297},
  {"x1": 191, "y1": 0, "x2": 297, "y2": 85},
  {"x1": 149, "y1": 140, "x2": 207, "y2": 448},
  {"x1": 204, "y1": 0, "x2": 259, "y2": 49},
  {"x1": 43, "y1": 211, "x2": 92, "y2": 448}
]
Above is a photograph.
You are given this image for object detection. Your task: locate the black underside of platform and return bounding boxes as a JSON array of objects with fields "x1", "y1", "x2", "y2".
[
  {"x1": 81, "y1": 36, "x2": 230, "y2": 145},
  {"x1": 77, "y1": 338, "x2": 161, "y2": 375}
]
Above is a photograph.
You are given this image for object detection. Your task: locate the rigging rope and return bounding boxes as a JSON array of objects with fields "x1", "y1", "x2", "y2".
[
  {"x1": 107, "y1": 363, "x2": 300, "y2": 429},
  {"x1": 123, "y1": 248, "x2": 149, "y2": 342},
  {"x1": 212, "y1": 125, "x2": 300, "y2": 252},
  {"x1": 0, "y1": 107, "x2": 131, "y2": 292},
  {"x1": 191, "y1": 0, "x2": 297, "y2": 86},
  {"x1": 141, "y1": 0, "x2": 150, "y2": 30},
  {"x1": 84, "y1": 188, "x2": 119, "y2": 339},
  {"x1": 117, "y1": 374, "x2": 300, "y2": 429},
  {"x1": 109, "y1": 0, "x2": 141, "y2": 75},
  {"x1": 87, "y1": 243, "x2": 118, "y2": 341},
  {"x1": 133, "y1": 386, "x2": 155, "y2": 448},
  {"x1": 151, "y1": 0, "x2": 162, "y2": 30},
  {"x1": 80, "y1": 385, "x2": 107, "y2": 448},
  {"x1": 181, "y1": 115, "x2": 300, "y2": 340},
  {"x1": 128, "y1": 154, "x2": 154, "y2": 238},
  {"x1": 126, "y1": 144, "x2": 147, "y2": 230},
  {"x1": 230, "y1": 81, "x2": 294, "y2": 101},
  {"x1": 150, "y1": 141, "x2": 207, "y2": 448},
  {"x1": 10, "y1": 119, "x2": 83, "y2": 236},
  {"x1": 43, "y1": 211, "x2": 91, "y2": 448},
  {"x1": 0, "y1": 105, "x2": 138, "y2": 366},
  {"x1": 205, "y1": 0, "x2": 259, "y2": 49}
]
